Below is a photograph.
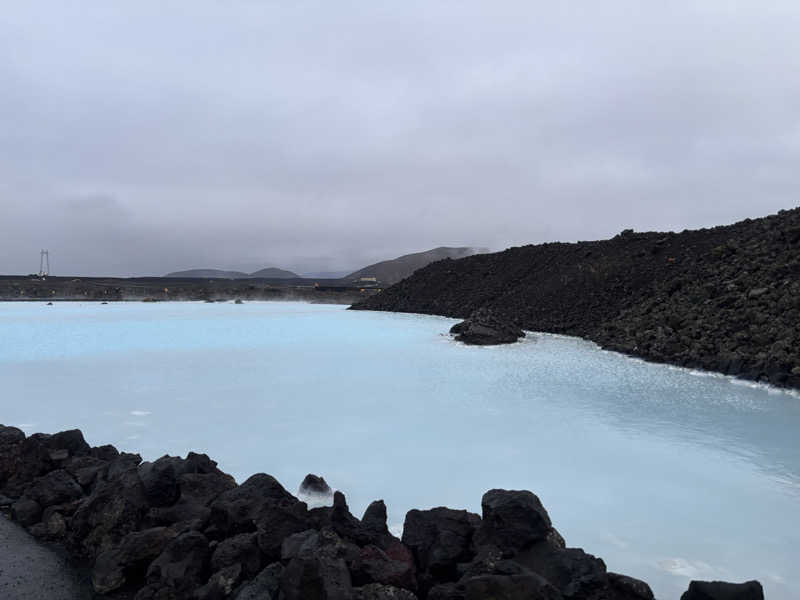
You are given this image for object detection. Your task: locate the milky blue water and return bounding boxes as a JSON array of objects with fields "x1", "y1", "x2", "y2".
[{"x1": 1, "y1": 301, "x2": 798, "y2": 599}]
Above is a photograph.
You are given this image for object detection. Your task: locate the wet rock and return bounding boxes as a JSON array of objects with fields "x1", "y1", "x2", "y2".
[
  {"x1": 476, "y1": 489, "x2": 552, "y2": 556},
  {"x1": 300, "y1": 474, "x2": 333, "y2": 496},
  {"x1": 680, "y1": 580, "x2": 763, "y2": 600}
]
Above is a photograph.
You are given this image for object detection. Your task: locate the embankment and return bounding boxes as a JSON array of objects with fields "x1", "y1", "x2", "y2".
[{"x1": 352, "y1": 208, "x2": 800, "y2": 390}]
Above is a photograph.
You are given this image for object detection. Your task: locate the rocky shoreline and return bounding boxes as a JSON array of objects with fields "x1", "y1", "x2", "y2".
[
  {"x1": 352, "y1": 208, "x2": 800, "y2": 390},
  {"x1": 0, "y1": 425, "x2": 763, "y2": 599}
]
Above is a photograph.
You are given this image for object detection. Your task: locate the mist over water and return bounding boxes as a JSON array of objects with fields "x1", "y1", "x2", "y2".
[{"x1": 1, "y1": 301, "x2": 798, "y2": 599}]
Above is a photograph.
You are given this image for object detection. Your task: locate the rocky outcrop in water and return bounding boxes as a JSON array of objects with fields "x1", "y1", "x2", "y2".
[
  {"x1": 449, "y1": 308, "x2": 525, "y2": 345},
  {"x1": 0, "y1": 425, "x2": 763, "y2": 599},
  {"x1": 352, "y1": 208, "x2": 800, "y2": 389}
]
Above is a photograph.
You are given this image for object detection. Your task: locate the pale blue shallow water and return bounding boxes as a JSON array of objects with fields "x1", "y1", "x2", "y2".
[{"x1": 1, "y1": 301, "x2": 798, "y2": 599}]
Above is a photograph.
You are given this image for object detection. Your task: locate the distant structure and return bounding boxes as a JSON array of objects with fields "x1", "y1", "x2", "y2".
[{"x1": 38, "y1": 249, "x2": 50, "y2": 277}]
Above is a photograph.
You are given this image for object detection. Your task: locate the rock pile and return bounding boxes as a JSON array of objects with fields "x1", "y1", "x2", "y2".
[
  {"x1": 0, "y1": 425, "x2": 763, "y2": 599},
  {"x1": 353, "y1": 207, "x2": 800, "y2": 389}
]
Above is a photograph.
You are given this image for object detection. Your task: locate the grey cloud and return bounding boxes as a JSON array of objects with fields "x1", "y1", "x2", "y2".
[{"x1": 1, "y1": 2, "x2": 799, "y2": 276}]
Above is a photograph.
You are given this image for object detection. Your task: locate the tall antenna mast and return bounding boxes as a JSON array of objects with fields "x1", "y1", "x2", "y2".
[{"x1": 39, "y1": 249, "x2": 50, "y2": 277}]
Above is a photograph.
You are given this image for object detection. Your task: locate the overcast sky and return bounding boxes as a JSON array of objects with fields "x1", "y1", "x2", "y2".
[{"x1": 2, "y1": 2, "x2": 799, "y2": 276}]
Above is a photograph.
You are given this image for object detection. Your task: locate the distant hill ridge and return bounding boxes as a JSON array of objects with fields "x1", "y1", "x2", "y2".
[
  {"x1": 353, "y1": 208, "x2": 800, "y2": 390},
  {"x1": 345, "y1": 246, "x2": 486, "y2": 285},
  {"x1": 165, "y1": 267, "x2": 299, "y2": 279}
]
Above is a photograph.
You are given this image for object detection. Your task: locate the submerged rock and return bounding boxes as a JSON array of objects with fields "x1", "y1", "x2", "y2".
[{"x1": 449, "y1": 308, "x2": 524, "y2": 346}]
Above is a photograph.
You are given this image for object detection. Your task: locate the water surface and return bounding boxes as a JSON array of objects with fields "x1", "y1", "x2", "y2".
[{"x1": 1, "y1": 301, "x2": 798, "y2": 599}]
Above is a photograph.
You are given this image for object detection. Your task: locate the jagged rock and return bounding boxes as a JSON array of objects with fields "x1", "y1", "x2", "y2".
[
  {"x1": 282, "y1": 530, "x2": 320, "y2": 561},
  {"x1": 430, "y1": 572, "x2": 562, "y2": 600},
  {"x1": 281, "y1": 551, "x2": 353, "y2": 600},
  {"x1": 232, "y1": 562, "x2": 283, "y2": 600},
  {"x1": 211, "y1": 532, "x2": 261, "y2": 578},
  {"x1": 680, "y1": 580, "x2": 763, "y2": 600},
  {"x1": 43, "y1": 429, "x2": 91, "y2": 457},
  {"x1": 146, "y1": 531, "x2": 211, "y2": 594},
  {"x1": 402, "y1": 507, "x2": 481, "y2": 590},
  {"x1": 139, "y1": 458, "x2": 181, "y2": 508},
  {"x1": 449, "y1": 308, "x2": 524, "y2": 346},
  {"x1": 476, "y1": 490, "x2": 552, "y2": 556},
  {"x1": 193, "y1": 563, "x2": 243, "y2": 600},
  {"x1": 91, "y1": 526, "x2": 177, "y2": 593},
  {"x1": 353, "y1": 544, "x2": 417, "y2": 591},
  {"x1": 513, "y1": 543, "x2": 606, "y2": 595},
  {"x1": 354, "y1": 583, "x2": 419, "y2": 600},
  {"x1": 24, "y1": 469, "x2": 84, "y2": 508},
  {"x1": 68, "y1": 466, "x2": 149, "y2": 558},
  {"x1": 362, "y1": 500, "x2": 390, "y2": 540},
  {"x1": 64, "y1": 455, "x2": 110, "y2": 490}
]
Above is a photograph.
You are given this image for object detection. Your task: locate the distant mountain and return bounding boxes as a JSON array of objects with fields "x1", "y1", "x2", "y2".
[
  {"x1": 165, "y1": 267, "x2": 300, "y2": 279},
  {"x1": 165, "y1": 269, "x2": 251, "y2": 279},
  {"x1": 345, "y1": 247, "x2": 485, "y2": 285},
  {"x1": 303, "y1": 271, "x2": 352, "y2": 280},
  {"x1": 249, "y1": 267, "x2": 300, "y2": 279}
]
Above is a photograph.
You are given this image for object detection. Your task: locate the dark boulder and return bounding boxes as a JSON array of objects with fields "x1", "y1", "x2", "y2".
[
  {"x1": 139, "y1": 458, "x2": 181, "y2": 508},
  {"x1": 209, "y1": 473, "x2": 303, "y2": 540},
  {"x1": 25, "y1": 469, "x2": 84, "y2": 508},
  {"x1": 402, "y1": 507, "x2": 481, "y2": 588},
  {"x1": 280, "y1": 552, "x2": 353, "y2": 600},
  {"x1": 680, "y1": 580, "x2": 764, "y2": 600},
  {"x1": 91, "y1": 526, "x2": 177, "y2": 594},
  {"x1": 353, "y1": 544, "x2": 417, "y2": 591},
  {"x1": 514, "y1": 543, "x2": 606, "y2": 594},
  {"x1": 44, "y1": 429, "x2": 91, "y2": 457},
  {"x1": 449, "y1": 308, "x2": 525, "y2": 346},
  {"x1": 607, "y1": 573, "x2": 655, "y2": 600},
  {"x1": 210, "y1": 532, "x2": 261, "y2": 579},
  {"x1": 68, "y1": 466, "x2": 149, "y2": 558},
  {"x1": 476, "y1": 489, "x2": 552, "y2": 556},
  {"x1": 300, "y1": 473, "x2": 333, "y2": 496},
  {"x1": 146, "y1": 531, "x2": 211, "y2": 594},
  {"x1": 193, "y1": 563, "x2": 243, "y2": 600},
  {"x1": 232, "y1": 562, "x2": 283, "y2": 600},
  {"x1": 11, "y1": 497, "x2": 42, "y2": 526},
  {"x1": 362, "y1": 500, "x2": 390, "y2": 540}
]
